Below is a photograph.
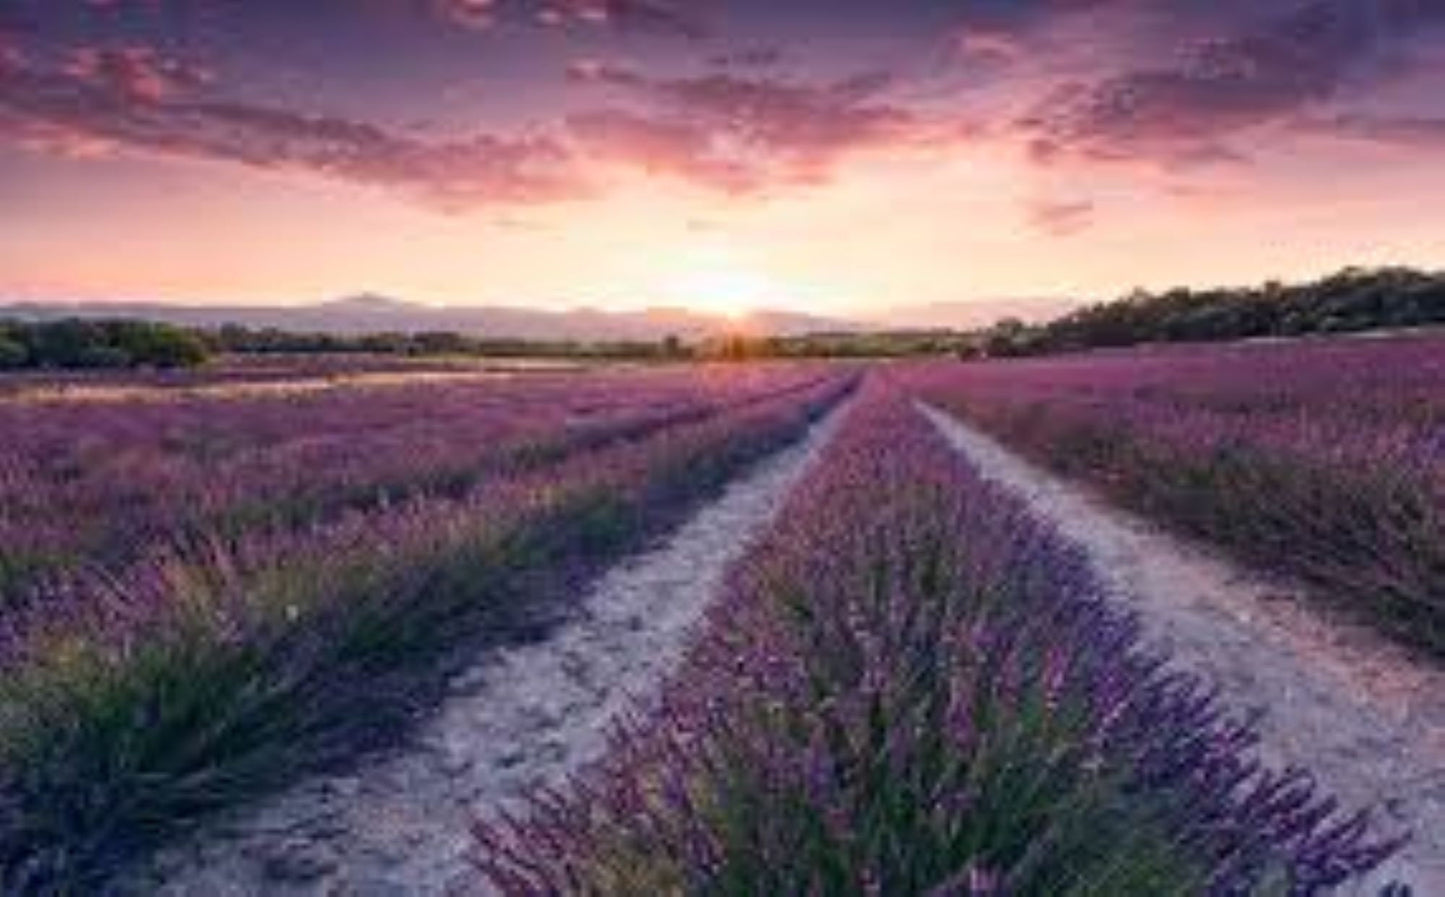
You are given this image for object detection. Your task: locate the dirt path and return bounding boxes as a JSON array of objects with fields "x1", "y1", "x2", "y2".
[
  {"x1": 921, "y1": 404, "x2": 1445, "y2": 895},
  {"x1": 137, "y1": 403, "x2": 850, "y2": 897}
]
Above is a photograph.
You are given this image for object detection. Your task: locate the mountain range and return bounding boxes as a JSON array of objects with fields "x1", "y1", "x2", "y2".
[
  {"x1": 0, "y1": 294, "x2": 1077, "y2": 341},
  {"x1": 0, "y1": 295, "x2": 860, "y2": 342}
]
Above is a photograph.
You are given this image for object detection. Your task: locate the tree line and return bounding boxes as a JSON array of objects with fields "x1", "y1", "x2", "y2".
[
  {"x1": 973, "y1": 265, "x2": 1445, "y2": 358},
  {"x1": 4, "y1": 265, "x2": 1443, "y2": 370},
  {"x1": 0, "y1": 319, "x2": 211, "y2": 370},
  {"x1": 205, "y1": 324, "x2": 696, "y2": 360}
]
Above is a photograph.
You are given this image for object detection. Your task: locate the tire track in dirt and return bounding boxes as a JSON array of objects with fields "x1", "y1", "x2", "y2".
[
  {"x1": 922, "y1": 402, "x2": 1445, "y2": 895},
  {"x1": 135, "y1": 401, "x2": 852, "y2": 897}
]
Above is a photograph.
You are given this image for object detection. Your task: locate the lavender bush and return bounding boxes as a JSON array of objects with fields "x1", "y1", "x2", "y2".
[
  {"x1": 0, "y1": 366, "x2": 856, "y2": 893},
  {"x1": 905, "y1": 334, "x2": 1445, "y2": 655},
  {"x1": 0, "y1": 365, "x2": 833, "y2": 603},
  {"x1": 479, "y1": 376, "x2": 1402, "y2": 895}
]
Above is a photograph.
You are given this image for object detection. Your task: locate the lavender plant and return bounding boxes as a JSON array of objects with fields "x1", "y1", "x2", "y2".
[
  {"x1": 479, "y1": 377, "x2": 1403, "y2": 895},
  {"x1": 0, "y1": 367, "x2": 857, "y2": 893},
  {"x1": 0, "y1": 365, "x2": 837, "y2": 604},
  {"x1": 905, "y1": 334, "x2": 1445, "y2": 655}
]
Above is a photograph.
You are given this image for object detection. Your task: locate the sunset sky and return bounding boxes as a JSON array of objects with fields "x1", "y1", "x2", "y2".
[{"x1": 2, "y1": 0, "x2": 1444, "y2": 318}]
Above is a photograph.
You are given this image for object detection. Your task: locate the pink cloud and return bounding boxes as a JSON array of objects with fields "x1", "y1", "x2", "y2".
[
  {"x1": 568, "y1": 70, "x2": 928, "y2": 193},
  {"x1": 642, "y1": 73, "x2": 915, "y2": 179},
  {"x1": 1016, "y1": 0, "x2": 1445, "y2": 166},
  {"x1": 539, "y1": 0, "x2": 706, "y2": 38},
  {"x1": 953, "y1": 27, "x2": 1026, "y2": 66},
  {"x1": 568, "y1": 107, "x2": 754, "y2": 192},
  {"x1": 1029, "y1": 198, "x2": 1096, "y2": 236},
  {"x1": 0, "y1": 43, "x2": 22, "y2": 81},
  {"x1": 1300, "y1": 112, "x2": 1445, "y2": 149},
  {"x1": 60, "y1": 45, "x2": 211, "y2": 103},
  {"x1": 0, "y1": 35, "x2": 928, "y2": 210},
  {"x1": 432, "y1": 0, "x2": 706, "y2": 37},
  {"x1": 565, "y1": 58, "x2": 644, "y2": 85},
  {"x1": 433, "y1": 0, "x2": 499, "y2": 31},
  {"x1": 0, "y1": 50, "x2": 591, "y2": 211},
  {"x1": 707, "y1": 46, "x2": 783, "y2": 69}
]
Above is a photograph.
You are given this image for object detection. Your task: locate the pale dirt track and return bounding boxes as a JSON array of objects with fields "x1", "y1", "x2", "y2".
[
  {"x1": 135, "y1": 402, "x2": 849, "y2": 897},
  {"x1": 922, "y1": 403, "x2": 1445, "y2": 895}
]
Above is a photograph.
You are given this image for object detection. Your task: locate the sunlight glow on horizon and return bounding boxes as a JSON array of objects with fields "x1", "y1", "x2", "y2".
[
  {"x1": 4, "y1": 3, "x2": 1445, "y2": 317},
  {"x1": 664, "y1": 269, "x2": 777, "y2": 318}
]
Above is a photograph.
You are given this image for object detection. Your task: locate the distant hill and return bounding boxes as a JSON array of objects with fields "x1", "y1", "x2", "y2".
[{"x1": 0, "y1": 295, "x2": 861, "y2": 342}]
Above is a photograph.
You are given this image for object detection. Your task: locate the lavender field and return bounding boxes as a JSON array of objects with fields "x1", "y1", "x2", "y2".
[
  {"x1": 479, "y1": 376, "x2": 1411, "y2": 895},
  {"x1": 905, "y1": 333, "x2": 1445, "y2": 656},
  {"x1": 0, "y1": 348, "x2": 1436, "y2": 895},
  {"x1": 9, "y1": 0, "x2": 1445, "y2": 891},
  {"x1": 0, "y1": 363, "x2": 856, "y2": 890}
]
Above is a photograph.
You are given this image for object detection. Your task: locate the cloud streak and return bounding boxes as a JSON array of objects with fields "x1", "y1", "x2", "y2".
[
  {"x1": 0, "y1": 48, "x2": 590, "y2": 210},
  {"x1": 1016, "y1": 0, "x2": 1445, "y2": 166},
  {"x1": 434, "y1": 0, "x2": 707, "y2": 36},
  {"x1": 1029, "y1": 198, "x2": 1095, "y2": 236},
  {"x1": 5, "y1": 0, "x2": 1445, "y2": 225},
  {"x1": 1301, "y1": 112, "x2": 1445, "y2": 149},
  {"x1": 0, "y1": 39, "x2": 916, "y2": 209},
  {"x1": 569, "y1": 69, "x2": 924, "y2": 192}
]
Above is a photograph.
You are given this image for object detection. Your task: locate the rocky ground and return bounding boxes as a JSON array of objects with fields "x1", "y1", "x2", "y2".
[{"x1": 923, "y1": 403, "x2": 1445, "y2": 895}]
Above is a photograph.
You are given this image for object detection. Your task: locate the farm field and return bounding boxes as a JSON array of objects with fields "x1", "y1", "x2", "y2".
[
  {"x1": 480, "y1": 374, "x2": 1426, "y2": 895},
  {"x1": 0, "y1": 344, "x2": 1439, "y2": 895},
  {"x1": 9, "y1": 2, "x2": 1445, "y2": 893},
  {"x1": 904, "y1": 333, "x2": 1445, "y2": 656},
  {"x1": 0, "y1": 353, "x2": 587, "y2": 403},
  {"x1": 0, "y1": 362, "x2": 857, "y2": 891},
  {"x1": 0, "y1": 363, "x2": 840, "y2": 605}
]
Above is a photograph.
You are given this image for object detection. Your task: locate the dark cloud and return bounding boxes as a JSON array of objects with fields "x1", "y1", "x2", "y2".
[
  {"x1": 0, "y1": 3, "x2": 34, "y2": 71},
  {"x1": 60, "y1": 45, "x2": 211, "y2": 102},
  {"x1": 1301, "y1": 112, "x2": 1445, "y2": 148},
  {"x1": 538, "y1": 0, "x2": 708, "y2": 38},
  {"x1": 952, "y1": 26, "x2": 1027, "y2": 67},
  {"x1": 948, "y1": 0, "x2": 1141, "y2": 43},
  {"x1": 707, "y1": 46, "x2": 783, "y2": 69},
  {"x1": 565, "y1": 58, "x2": 645, "y2": 85},
  {"x1": 433, "y1": 0, "x2": 707, "y2": 37},
  {"x1": 433, "y1": 0, "x2": 500, "y2": 31},
  {"x1": 0, "y1": 41, "x2": 22, "y2": 81},
  {"x1": 1018, "y1": 0, "x2": 1445, "y2": 165}
]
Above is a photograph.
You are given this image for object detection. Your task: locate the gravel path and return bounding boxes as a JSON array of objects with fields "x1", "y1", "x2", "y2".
[
  {"x1": 921, "y1": 403, "x2": 1445, "y2": 895},
  {"x1": 138, "y1": 403, "x2": 850, "y2": 897}
]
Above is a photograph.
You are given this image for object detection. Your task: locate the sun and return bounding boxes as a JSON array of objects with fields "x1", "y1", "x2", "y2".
[{"x1": 670, "y1": 267, "x2": 778, "y2": 319}]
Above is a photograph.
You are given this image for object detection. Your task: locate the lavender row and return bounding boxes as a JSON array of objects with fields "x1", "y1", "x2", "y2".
[
  {"x1": 0, "y1": 365, "x2": 835, "y2": 601},
  {"x1": 903, "y1": 334, "x2": 1445, "y2": 655},
  {"x1": 0, "y1": 353, "x2": 496, "y2": 398},
  {"x1": 479, "y1": 376, "x2": 1400, "y2": 895},
  {"x1": 0, "y1": 371, "x2": 857, "y2": 893}
]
